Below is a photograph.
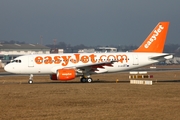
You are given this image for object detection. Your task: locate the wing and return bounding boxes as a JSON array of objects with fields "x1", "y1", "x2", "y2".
[
  {"x1": 74, "y1": 60, "x2": 117, "y2": 74},
  {"x1": 51, "y1": 60, "x2": 117, "y2": 74}
]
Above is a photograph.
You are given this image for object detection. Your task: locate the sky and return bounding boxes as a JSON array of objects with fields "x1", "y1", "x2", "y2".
[{"x1": 0, "y1": 0, "x2": 180, "y2": 46}]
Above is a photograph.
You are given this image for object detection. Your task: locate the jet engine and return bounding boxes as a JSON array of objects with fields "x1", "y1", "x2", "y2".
[{"x1": 50, "y1": 69, "x2": 76, "y2": 81}]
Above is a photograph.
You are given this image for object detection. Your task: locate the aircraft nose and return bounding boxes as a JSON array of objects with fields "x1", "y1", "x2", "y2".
[
  {"x1": 4, "y1": 64, "x2": 9, "y2": 72},
  {"x1": 4, "y1": 64, "x2": 12, "y2": 73}
]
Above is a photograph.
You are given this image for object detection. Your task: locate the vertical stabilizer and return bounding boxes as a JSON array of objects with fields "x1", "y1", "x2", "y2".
[{"x1": 134, "y1": 22, "x2": 169, "y2": 53}]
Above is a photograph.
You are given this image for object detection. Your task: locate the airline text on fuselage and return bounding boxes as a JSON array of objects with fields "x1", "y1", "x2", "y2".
[{"x1": 34, "y1": 53, "x2": 128, "y2": 66}]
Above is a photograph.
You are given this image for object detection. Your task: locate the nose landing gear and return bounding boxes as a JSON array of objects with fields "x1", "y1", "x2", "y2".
[{"x1": 28, "y1": 74, "x2": 33, "y2": 84}]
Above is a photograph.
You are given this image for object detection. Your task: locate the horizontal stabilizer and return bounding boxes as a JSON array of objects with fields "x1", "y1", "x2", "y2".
[{"x1": 149, "y1": 54, "x2": 173, "y2": 61}]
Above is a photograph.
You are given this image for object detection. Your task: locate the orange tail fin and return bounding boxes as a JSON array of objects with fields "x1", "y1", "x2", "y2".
[{"x1": 134, "y1": 21, "x2": 169, "y2": 53}]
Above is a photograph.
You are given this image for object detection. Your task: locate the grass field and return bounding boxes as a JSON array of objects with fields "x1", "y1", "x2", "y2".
[{"x1": 0, "y1": 67, "x2": 180, "y2": 120}]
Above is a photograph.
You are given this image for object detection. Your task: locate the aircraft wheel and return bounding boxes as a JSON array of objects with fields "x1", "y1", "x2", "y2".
[
  {"x1": 80, "y1": 78, "x2": 86, "y2": 83},
  {"x1": 28, "y1": 74, "x2": 33, "y2": 84},
  {"x1": 87, "y1": 78, "x2": 93, "y2": 83},
  {"x1": 28, "y1": 80, "x2": 33, "y2": 84}
]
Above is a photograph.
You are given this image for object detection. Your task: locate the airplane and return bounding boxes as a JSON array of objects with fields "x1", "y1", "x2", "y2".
[{"x1": 4, "y1": 21, "x2": 173, "y2": 84}]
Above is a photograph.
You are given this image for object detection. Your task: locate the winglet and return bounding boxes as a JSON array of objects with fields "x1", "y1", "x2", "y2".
[{"x1": 134, "y1": 22, "x2": 169, "y2": 53}]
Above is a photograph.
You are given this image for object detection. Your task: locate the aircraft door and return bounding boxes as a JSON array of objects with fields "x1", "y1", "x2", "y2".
[
  {"x1": 133, "y1": 54, "x2": 139, "y2": 65},
  {"x1": 28, "y1": 56, "x2": 34, "y2": 67}
]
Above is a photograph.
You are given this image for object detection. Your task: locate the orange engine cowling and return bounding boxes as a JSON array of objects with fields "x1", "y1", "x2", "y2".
[{"x1": 50, "y1": 69, "x2": 76, "y2": 81}]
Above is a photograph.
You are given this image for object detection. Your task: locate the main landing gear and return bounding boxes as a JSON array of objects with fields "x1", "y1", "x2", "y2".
[
  {"x1": 28, "y1": 74, "x2": 33, "y2": 84},
  {"x1": 80, "y1": 76, "x2": 93, "y2": 83}
]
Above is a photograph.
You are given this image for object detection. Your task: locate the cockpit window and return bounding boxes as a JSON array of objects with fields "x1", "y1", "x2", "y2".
[{"x1": 11, "y1": 59, "x2": 22, "y2": 63}]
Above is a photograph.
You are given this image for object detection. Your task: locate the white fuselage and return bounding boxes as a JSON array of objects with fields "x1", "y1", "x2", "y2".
[{"x1": 4, "y1": 52, "x2": 172, "y2": 75}]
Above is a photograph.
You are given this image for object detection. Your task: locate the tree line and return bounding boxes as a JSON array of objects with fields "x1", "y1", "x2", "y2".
[{"x1": 1, "y1": 40, "x2": 180, "y2": 56}]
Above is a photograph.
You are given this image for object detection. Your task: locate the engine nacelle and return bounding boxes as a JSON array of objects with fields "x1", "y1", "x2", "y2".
[{"x1": 50, "y1": 69, "x2": 76, "y2": 81}]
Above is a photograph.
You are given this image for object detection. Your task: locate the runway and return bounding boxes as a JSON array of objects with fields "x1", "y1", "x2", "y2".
[{"x1": 0, "y1": 68, "x2": 180, "y2": 85}]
